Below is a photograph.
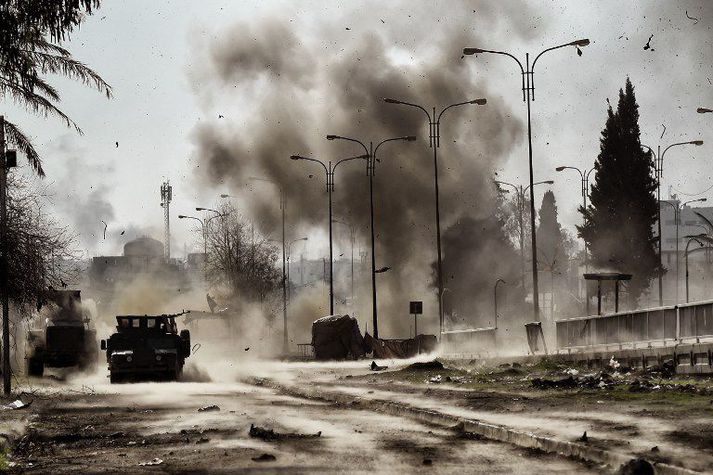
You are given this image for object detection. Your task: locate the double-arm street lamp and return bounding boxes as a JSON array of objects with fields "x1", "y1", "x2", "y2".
[
  {"x1": 660, "y1": 198, "x2": 707, "y2": 304},
  {"x1": 555, "y1": 165, "x2": 595, "y2": 314},
  {"x1": 383, "y1": 97, "x2": 487, "y2": 336},
  {"x1": 463, "y1": 38, "x2": 590, "y2": 322},
  {"x1": 326, "y1": 134, "x2": 416, "y2": 339},
  {"x1": 642, "y1": 141, "x2": 703, "y2": 305},
  {"x1": 247, "y1": 177, "x2": 288, "y2": 354},
  {"x1": 178, "y1": 208, "x2": 228, "y2": 281},
  {"x1": 494, "y1": 179, "x2": 553, "y2": 288},
  {"x1": 290, "y1": 153, "x2": 369, "y2": 314}
]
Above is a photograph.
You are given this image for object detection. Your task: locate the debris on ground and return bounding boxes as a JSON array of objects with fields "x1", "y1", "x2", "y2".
[
  {"x1": 196, "y1": 436, "x2": 210, "y2": 444},
  {"x1": 422, "y1": 458, "x2": 433, "y2": 466},
  {"x1": 578, "y1": 431, "x2": 588, "y2": 442},
  {"x1": 198, "y1": 405, "x2": 220, "y2": 412},
  {"x1": 138, "y1": 458, "x2": 163, "y2": 466},
  {"x1": 428, "y1": 375, "x2": 442, "y2": 384},
  {"x1": 531, "y1": 376, "x2": 577, "y2": 389},
  {"x1": 370, "y1": 361, "x2": 388, "y2": 371},
  {"x1": 617, "y1": 457, "x2": 654, "y2": 475},
  {"x1": 609, "y1": 357, "x2": 621, "y2": 370},
  {"x1": 651, "y1": 446, "x2": 659, "y2": 453},
  {"x1": 407, "y1": 360, "x2": 444, "y2": 371},
  {"x1": 252, "y1": 453, "x2": 276, "y2": 462},
  {"x1": 1, "y1": 399, "x2": 31, "y2": 410},
  {"x1": 564, "y1": 368, "x2": 579, "y2": 376},
  {"x1": 249, "y1": 424, "x2": 321, "y2": 441}
]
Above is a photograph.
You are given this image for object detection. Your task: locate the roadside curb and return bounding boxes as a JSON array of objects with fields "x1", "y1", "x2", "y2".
[{"x1": 248, "y1": 377, "x2": 698, "y2": 475}]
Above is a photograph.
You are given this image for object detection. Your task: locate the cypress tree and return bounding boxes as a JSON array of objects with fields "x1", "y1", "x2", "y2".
[
  {"x1": 536, "y1": 190, "x2": 566, "y2": 269},
  {"x1": 578, "y1": 78, "x2": 659, "y2": 300}
]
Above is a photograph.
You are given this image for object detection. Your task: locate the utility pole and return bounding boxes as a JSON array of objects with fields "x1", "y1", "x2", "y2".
[
  {"x1": 1, "y1": 116, "x2": 9, "y2": 395},
  {"x1": 160, "y1": 181, "x2": 172, "y2": 259}
]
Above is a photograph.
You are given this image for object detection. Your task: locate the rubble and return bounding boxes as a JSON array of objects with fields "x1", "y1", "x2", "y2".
[
  {"x1": 1, "y1": 399, "x2": 31, "y2": 410},
  {"x1": 138, "y1": 458, "x2": 163, "y2": 466},
  {"x1": 252, "y1": 453, "x2": 276, "y2": 462},
  {"x1": 617, "y1": 458, "x2": 653, "y2": 475},
  {"x1": 198, "y1": 405, "x2": 220, "y2": 412},
  {"x1": 407, "y1": 360, "x2": 444, "y2": 371},
  {"x1": 249, "y1": 424, "x2": 321, "y2": 441},
  {"x1": 370, "y1": 361, "x2": 388, "y2": 371}
]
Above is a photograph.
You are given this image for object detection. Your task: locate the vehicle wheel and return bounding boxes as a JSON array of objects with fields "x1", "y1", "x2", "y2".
[{"x1": 27, "y1": 356, "x2": 44, "y2": 377}]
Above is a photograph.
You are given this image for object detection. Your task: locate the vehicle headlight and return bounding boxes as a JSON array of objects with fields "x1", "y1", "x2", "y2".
[
  {"x1": 126, "y1": 355, "x2": 133, "y2": 362},
  {"x1": 155, "y1": 355, "x2": 162, "y2": 361}
]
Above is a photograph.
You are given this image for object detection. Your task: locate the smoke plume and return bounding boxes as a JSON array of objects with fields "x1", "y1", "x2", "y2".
[{"x1": 188, "y1": 3, "x2": 537, "y2": 336}]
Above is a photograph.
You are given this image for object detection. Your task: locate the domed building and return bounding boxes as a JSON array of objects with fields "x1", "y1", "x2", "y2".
[{"x1": 88, "y1": 236, "x2": 189, "y2": 314}]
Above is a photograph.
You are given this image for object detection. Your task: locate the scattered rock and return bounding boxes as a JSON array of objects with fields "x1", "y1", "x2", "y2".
[
  {"x1": 370, "y1": 361, "x2": 388, "y2": 371},
  {"x1": 422, "y1": 458, "x2": 433, "y2": 466},
  {"x1": 249, "y1": 424, "x2": 321, "y2": 441},
  {"x1": 531, "y1": 376, "x2": 577, "y2": 389},
  {"x1": 138, "y1": 458, "x2": 163, "y2": 466},
  {"x1": 198, "y1": 405, "x2": 220, "y2": 412},
  {"x1": 252, "y1": 453, "x2": 276, "y2": 462},
  {"x1": 617, "y1": 458, "x2": 654, "y2": 475},
  {"x1": 650, "y1": 446, "x2": 659, "y2": 453}
]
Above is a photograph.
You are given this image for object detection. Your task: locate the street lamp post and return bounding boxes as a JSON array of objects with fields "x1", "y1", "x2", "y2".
[
  {"x1": 684, "y1": 234, "x2": 712, "y2": 303},
  {"x1": 383, "y1": 97, "x2": 487, "y2": 336},
  {"x1": 248, "y1": 177, "x2": 287, "y2": 355},
  {"x1": 555, "y1": 165, "x2": 595, "y2": 314},
  {"x1": 326, "y1": 134, "x2": 416, "y2": 339},
  {"x1": 178, "y1": 210, "x2": 227, "y2": 282},
  {"x1": 660, "y1": 198, "x2": 707, "y2": 304},
  {"x1": 494, "y1": 179, "x2": 553, "y2": 289},
  {"x1": 332, "y1": 218, "x2": 356, "y2": 307},
  {"x1": 494, "y1": 278, "x2": 507, "y2": 329},
  {"x1": 286, "y1": 237, "x2": 308, "y2": 303},
  {"x1": 290, "y1": 153, "x2": 369, "y2": 314},
  {"x1": 464, "y1": 38, "x2": 590, "y2": 322},
  {"x1": 642, "y1": 141, "x2": 704, "y2": 306}
]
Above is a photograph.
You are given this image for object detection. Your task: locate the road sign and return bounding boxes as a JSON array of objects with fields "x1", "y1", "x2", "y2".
[{"x1": 409, "y1": 301, "x2": 422, "y2": 315}]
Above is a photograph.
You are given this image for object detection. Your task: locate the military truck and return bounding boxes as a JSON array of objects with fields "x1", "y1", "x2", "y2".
[
  {"x1": 101, "y1": 313, "x2": 191, "y2": 383},
  {"x1": 26, "y1": 290, "x2": 98, "y2": 376}
]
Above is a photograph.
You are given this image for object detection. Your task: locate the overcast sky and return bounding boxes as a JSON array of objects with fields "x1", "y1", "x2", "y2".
[{"x1": 5, "y1": 0, "x2": 713, "y2": 258}]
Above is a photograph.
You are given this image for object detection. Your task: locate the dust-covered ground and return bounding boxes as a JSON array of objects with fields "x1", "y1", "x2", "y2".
[
  {"x1": 1, "y1": 354, "x2": 711, "y2": 473},
  {"x1": 0, "y1": 368, "x2": 599, "y2": 474}
]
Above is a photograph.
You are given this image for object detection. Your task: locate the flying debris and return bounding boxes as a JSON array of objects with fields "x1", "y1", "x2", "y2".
[
  {"x1": 643, "y1": 34, "x2": 654, "y2": 51},
  {"x1": 686, "y1": 10, "x2": 699, "y2": 24}
]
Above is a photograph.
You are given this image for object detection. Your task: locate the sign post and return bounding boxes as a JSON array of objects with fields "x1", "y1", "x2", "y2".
[{"x1": 409, "y1": 301, "x2": 423, "y2": 354}]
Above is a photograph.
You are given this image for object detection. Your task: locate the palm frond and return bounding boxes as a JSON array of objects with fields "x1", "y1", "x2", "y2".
[
  {"x1": 26, "y1": 50, "x2": 112, "y2": 99},
  {"x1": 3, "y1": 120, "x2": 45, "y2": 177},
  {"x1": 0, "y1": 78, "x2": 81, "y2": 133},
  {"x1": 29, "y1": 38, "x2": 71, "y2": 58}
]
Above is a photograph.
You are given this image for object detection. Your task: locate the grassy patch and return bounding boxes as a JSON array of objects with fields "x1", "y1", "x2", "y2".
[{"x1": 0, "y1": 447, "x2": 8, "y2": 471}]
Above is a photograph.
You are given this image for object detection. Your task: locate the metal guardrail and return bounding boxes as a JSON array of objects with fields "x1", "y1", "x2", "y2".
[{"x1": 556, "y1": 299, "x2": 713, "y2": 349}]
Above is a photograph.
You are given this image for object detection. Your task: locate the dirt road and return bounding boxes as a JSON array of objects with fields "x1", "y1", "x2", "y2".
[
  {"x1": 0, "y1": 362, "x2": 601, "y2": 474},
  {"x1": 2, "y1": 355, "x2": 710, "y2": 473}
]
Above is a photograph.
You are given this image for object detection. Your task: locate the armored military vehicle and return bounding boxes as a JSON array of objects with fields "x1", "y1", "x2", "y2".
[
  {"x1": 26, "y1": 290, "x2": 98, "y2": 376},
  {"x1": 101, "y1": 313, "x2": 191, "y2": 383}
]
